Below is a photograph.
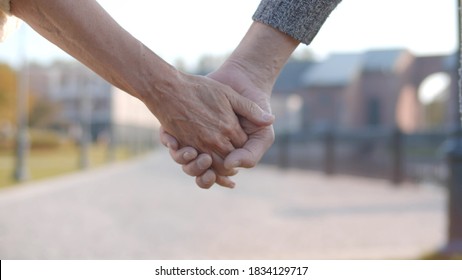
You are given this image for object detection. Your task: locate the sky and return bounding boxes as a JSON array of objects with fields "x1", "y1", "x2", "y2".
[{"x1": 0, "y1": 0, "x2": 458, "y2": 69}]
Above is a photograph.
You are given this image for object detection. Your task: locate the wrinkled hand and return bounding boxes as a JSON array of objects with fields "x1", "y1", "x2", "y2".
[
  {"x1": 209, "y1": 62, "x2": 275, "y2": 169},
  {"x1": 163, "y1": 21, "x2": 298, "y2": 189},
  {"x1": 160, "y1": 126, "x2": 234, "y2": 187},
  {"x1": 148, "y1": 72, "x2": 272, "y2": 176},
  {"x1": 160, "y1": 61, "x2": 275, "y2": 188}
]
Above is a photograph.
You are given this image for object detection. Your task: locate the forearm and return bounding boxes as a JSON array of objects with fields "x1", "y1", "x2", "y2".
[
  {"x1": 10, "y1": 0, "x2": 176, "y2": 104},
  {"x1": 228, "y1": 0, "x2": 341, "y2": 92},
  {"x1": 225, "y1": 21, "x2": 299, "y2": 94}
]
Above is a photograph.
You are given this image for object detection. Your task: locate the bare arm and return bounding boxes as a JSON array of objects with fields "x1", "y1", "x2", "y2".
[
  {"x1": 11, "y1": 0, "x2": 160, "y2": 99},
  {"x1": 10, "y1": 0, "x2": 273, "y2": 159}
]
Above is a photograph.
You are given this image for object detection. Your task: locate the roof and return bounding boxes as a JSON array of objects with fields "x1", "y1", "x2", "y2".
[
  {"x1": 362, "y1": 49, "x2": 405, "y2": 73},
  {"x1": 299, "y1": 49, "x2": 408, "y2": 88},
  {"x1": 273, "y1": 60, "x2": 313, "y2": 93},
  {"x1": 301, "y1": 53, "x2": 363, "y2": 87}
]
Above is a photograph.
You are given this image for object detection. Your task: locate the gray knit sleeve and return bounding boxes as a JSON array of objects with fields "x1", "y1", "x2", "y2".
[{"x1": 252, "y1": 0, "x2": 341, "y2": 45}]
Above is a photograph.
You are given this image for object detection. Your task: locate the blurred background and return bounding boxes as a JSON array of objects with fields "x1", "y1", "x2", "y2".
[{"x1": 0, "y1": 0, "x2": 460, "y2": 259}]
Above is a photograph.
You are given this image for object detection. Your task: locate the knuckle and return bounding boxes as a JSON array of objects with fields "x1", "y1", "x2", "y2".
[
  {"x1": 215, "y1": 139, "x2": 233, "y2": 156},
  {"x1": 226, "y1": 118, "x2": 241, "y2": 132},
  {"x1": 221, "y1": 124, "x2": 235, "y2": 137},
  {"x1": 198, "y1": 135, "x2": 217, "y2": 152},
  {"x1": 249, "y1": 102, "x2": 258, "y2": 114}
]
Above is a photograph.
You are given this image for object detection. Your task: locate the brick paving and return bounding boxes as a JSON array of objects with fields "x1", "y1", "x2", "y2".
[{"x1": 0, "y1": 150, "x2": 447, "y2": 259}]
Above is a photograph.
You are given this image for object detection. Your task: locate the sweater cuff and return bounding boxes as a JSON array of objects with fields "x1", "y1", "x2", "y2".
[{"x1": 252, "y1": 0, "x2": 341, "y2": 45}]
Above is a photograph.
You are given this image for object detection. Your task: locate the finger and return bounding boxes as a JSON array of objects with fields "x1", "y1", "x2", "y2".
[
  {"x1": 159, "y1": 126, "x2": 179, "y2": 150},
  {"x1": 195, "y1": 169, "x2": 217, "y2": 189},
  {"x1": 224, "y1": 129, "x2": 275, "y2": 169},
  {"x1": 228, "y1": 123, "x2": 248, "y2": 150},
  {"x1": 227, "y1": 93, "x2": 275, "y2": 127},
  {"x1": 211, "y1": 152, "x2": 239, "y2": 177},
  {"x1": 169, "y1": 146, "x2": 198, "y2": 165},
  {"x1": 204, "y1": 134, "x2": 236, "y2": 159},
  {"x1": 182, "y1": 153, "x2": 213, "y2": 176},
  {"x1": 224, "y1": 148, "x2": 256, "y2": 169},
  {"x1": 215, "y1": 175, "x2": 236, "y2": 189}
]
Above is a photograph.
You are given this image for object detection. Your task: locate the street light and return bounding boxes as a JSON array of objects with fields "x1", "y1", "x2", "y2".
[
  {"x1": 79, "y1": 75, "x2": 91, "y2": 169},
  {"x1": 13, "y1": 25, "x2": 29, "y2": 182},
  {"x1": 440, "y1": 0, "x2": 462, "y2": 256}
]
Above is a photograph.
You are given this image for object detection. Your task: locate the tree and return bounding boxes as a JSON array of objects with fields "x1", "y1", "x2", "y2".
[
  {"x1": 0, "y1": 63, "x2": 39, "y2": 126},
  {"x1": 0, "y1": 63, "x2": 18, "y2": 125}
]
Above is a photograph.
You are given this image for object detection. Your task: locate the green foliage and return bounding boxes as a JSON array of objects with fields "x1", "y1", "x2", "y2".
[
  {"x1": 0, "y1": 64, "x2": 18, "y2": 124},
  {"x1": 0, "y1": 63, "x2": 40, "y2": 129}
]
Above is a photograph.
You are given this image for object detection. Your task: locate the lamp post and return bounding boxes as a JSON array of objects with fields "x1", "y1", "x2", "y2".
[
  {"x1": 79, "y1": 75, "x2": 91, "y2": 169},
  {"x1": 13, "y1": 25, "x2": 29, "y2": 182},
  {"x1": 440, "y1": 0, "x2": 462, "y2": 256}
]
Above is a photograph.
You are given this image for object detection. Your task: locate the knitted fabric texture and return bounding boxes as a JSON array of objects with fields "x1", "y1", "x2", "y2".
[{"x1": 253, "y1": 0, "x2": 341, "y2": 45}]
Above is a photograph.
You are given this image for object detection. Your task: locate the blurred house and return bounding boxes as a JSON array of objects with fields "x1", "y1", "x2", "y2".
[
  {"x1": 28, "y1": 61, "x2": 158, "y2": 146},
  {"x1": 271, "y1": 60, "x2": 314, "y2": 134},
  {"x1": 29, "y1": 61, "x2": 111, "y2": 136},
  {"x1": 273, "y1": 49, "x2": 457, "y2": 134}
]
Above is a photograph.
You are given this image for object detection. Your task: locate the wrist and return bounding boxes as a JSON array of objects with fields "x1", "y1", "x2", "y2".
[
  {"x1": 226, "y1": 21, "x2": 299, "y2": 90},
  {"x1": 219, "y1": 57, "x2": 273, "y2": 94},
  {"x1": 136, "y1": 59, "x2": 183, "y2": 116},
  {"x1": 121, "y1": 42, "x2": 180, "y2": 102}
]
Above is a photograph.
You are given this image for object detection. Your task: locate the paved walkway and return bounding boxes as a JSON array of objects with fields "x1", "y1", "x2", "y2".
[{"x1": 0, "y1": 150, "x2": 447, "y2": 259}]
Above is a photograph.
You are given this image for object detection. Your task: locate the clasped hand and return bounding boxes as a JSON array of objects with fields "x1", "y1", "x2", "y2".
[{"x1": 159, "y1": 61, "x2": 275, "y2": 189}]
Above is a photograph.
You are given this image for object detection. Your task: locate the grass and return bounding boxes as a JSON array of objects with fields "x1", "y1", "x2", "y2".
[{"x1": 0, "y1": 144, "x2": 134, "y2": 189}]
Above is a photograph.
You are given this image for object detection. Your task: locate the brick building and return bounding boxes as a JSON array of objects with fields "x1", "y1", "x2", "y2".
[{"x1": 273, "y1": 49, "x2": 456, "y2": 134}]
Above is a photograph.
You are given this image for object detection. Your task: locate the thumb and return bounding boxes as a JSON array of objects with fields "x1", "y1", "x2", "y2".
[
  {"x1": 227, "y1": 93, "x2": 274, "y2": 126},
  {"x1": 159, "y1": 126, "x2": 179, "y2": 150}
]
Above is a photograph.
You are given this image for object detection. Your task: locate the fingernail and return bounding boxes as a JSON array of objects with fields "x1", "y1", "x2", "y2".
[
  {"x1": 230, "y1": 160, "x2": 240, "y2": 168},
  {"x1": 183, "y1": 152, "x2": 194, "y2": 161},
  {"x1": 197, "y1": 156, "x2": 210, "y2": 170},
  {"x1": 263, "y1": 113, "x2": 274, "y2": 122}
]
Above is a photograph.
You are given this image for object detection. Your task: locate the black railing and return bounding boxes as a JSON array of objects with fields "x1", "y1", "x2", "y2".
[{"x1": 263, "y1": 128, "x2": 448, "y2": 186}]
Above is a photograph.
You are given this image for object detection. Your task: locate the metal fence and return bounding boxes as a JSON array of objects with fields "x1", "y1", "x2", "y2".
[{"x1": 262, "y1": 128, "x2": 448, "y2": 186}]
